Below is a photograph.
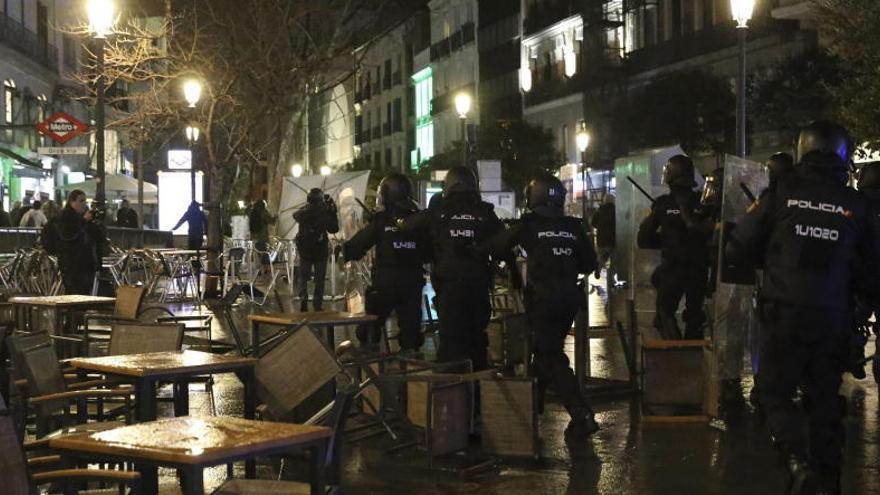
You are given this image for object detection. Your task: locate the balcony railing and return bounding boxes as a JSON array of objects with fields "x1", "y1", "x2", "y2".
[
  {"x1": 0, "y1": 14, "x2": 58, "y2": 72},
  {"x1": 523, "y1": 72, "x2": 583, "y2": 108}
]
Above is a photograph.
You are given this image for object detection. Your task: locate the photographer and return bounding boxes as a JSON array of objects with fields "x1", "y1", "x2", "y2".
[
  {"x1": 293, "y1": 188, "x2": 339, "y2": 311},
  {"x1": 56, "y1": 189, "x2": 105, "y2": 295}
]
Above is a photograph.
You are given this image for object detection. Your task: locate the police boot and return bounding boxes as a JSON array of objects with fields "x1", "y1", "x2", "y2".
[
  {"x1": 784, "y1": 455, "x2": 818, "y2": 495},
  {"x1": 299, "y1": 300, "x2": 309, "y2": 312},
  {"x1": 564, "y1": 406, "x2": 599, "y2": 441}
]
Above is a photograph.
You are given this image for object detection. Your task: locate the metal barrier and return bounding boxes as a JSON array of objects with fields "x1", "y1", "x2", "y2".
[{"x1": 0, "y1": 227, "x2": 173, "y2": 253}]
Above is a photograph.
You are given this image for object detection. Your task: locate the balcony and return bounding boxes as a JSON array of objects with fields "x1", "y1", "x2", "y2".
[
  {"x1": 0, "y1": 14, "x2": 58, "y2": 72},
  {"x1": 372, "y1": 126, "x2": 381, "y2": 139},
  {"x1": 523, "y1": 71, "x2": 583, "y2": 108}
]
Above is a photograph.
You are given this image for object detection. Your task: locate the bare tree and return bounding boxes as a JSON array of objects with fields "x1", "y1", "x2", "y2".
[{"x1": 67, "y1": 0, "x2": 417, "y2": 250}]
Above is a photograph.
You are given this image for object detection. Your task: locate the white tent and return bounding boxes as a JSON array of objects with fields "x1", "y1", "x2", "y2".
[
  {"x1": 277, "y1": 171, "x2": 371, "y2": 240},
  {"x1": 58, "y1": 174, "x2": 158, "y2": 204}
]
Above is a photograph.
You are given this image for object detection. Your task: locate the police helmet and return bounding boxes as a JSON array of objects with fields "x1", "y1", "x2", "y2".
[
  {"x1": 796, "y1": 121, "x2": 851, "y2": 180},
  {"x1": 525, "y1": 174, "x2": 566, "y2": 211},
  {"x1": 766, "y1": 152, "x2": 794, "y2": 183},
  {"x1": 306, "y1": 188, "x2": 323, "y2": 205},
  {"x1": 663, "y1": 154, "x2": 697, "y2": 188},
  {"x1": 378, "y1": 172, "x2": 414, "y2": 209},
  {"x1": 443, "y1": 166, "x2": 478, "y2": 194},
  {"x1": 858, "y1": 163, "x2": 880, "y2": 191}
]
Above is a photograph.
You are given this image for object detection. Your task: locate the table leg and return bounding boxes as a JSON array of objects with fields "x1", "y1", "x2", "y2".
[
  {"x1": 131, "y1": 462, "x2": 158, "y2": 495},
  {"x1": 181, "y1": 466, "x2": 204, "y2": 495},
  {"x1": 308, "y1": 441, "x2": 327, "y2": 495},
  {"x1": 242, "y1": 367, "x2": 256, "y2": 420},
  {"x1": 136, "y1": 378, "x2": 158, "y2": 421},
  {"x1": 252, "y1": 321, "x2": 260, "y2": 357},
  {"x1": 174, "y1": 379, "x2": 190, "y2": 417}
]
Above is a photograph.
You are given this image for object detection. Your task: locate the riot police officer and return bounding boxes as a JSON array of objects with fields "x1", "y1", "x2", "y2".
[
  {"x1": 637, "y1": 154, "x2": 713, "y2": 339},
  {"x1": 490, "y1": 174, "x2": 599, "y2": 439},
  {"x1": 766, "y1": 152, "x2": 795, "y2": 191},
  {"x1": 856, "y1": 162, "x2": 880, "y2": 383},
  {"x1": 401, "y1": 166, "x2": 503, "y2": 370},
  {"x1": 727, "y1": 121, "x2": 880, "y2": 494},
  {"x1": 343, "y1": 173, "x2": 428, "y2": 352}
]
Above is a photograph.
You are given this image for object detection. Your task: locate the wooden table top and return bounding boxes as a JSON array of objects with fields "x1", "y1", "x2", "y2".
[
  {"x1": 66, "y1": 350, "x2": 257, "y2": 378},
  {"x1": 248, "y1": 310, "x2": 377, "y2": 326},
  {"x1": 49, "y1": 416, "x2": 331, "y2": 465},
  {"x1": 10, "y1": 295, "x2": 116, "y2": 308},
  {"x1": 163, "y1": 249, "x2": 201, "y2": 256}
]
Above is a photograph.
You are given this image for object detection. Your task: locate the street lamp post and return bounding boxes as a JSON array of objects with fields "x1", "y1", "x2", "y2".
[
  {"x1": 87, "y1": 0, "x2": 115, "y2": 209},
  {"x1": 731, "y1": 0, "x2": 754, "y2": 158},
  {"x1": 182, "y1": 79, "x2": 202, "y2": 201},
  {"x1": 185, "y1": 125, "x2": 200, "y2": 201},
  {"x1": 576, "y1": 127, "x2": 591, "y2": 220},
  {"x1": 455, "y1": 93, "x2": 472, "y2": 170}
]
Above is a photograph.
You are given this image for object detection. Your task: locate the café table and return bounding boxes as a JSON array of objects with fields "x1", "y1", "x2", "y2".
[
  {"x1": 65, "y1": 350, "x2": 258, "y2": 422},
  {"x1": 248, "y1": 310, "x2": 377, "y2": 357},
  {"x1": 49, "y1": 415, "x2": 332, "y2": 495},
  {"x1": 10, "y1": 295, "x2": 116, "y2": 352}
]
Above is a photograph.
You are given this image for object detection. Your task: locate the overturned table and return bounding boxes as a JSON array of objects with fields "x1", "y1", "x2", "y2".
[
  {"x1": 248, "y1": 310, "x2": 377, "y2": 357},
  {"x1": 49, "y1": 415, "x2": 332, "y2": 495}
]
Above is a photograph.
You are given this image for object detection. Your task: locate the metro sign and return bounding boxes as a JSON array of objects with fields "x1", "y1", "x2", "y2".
[{"x1": 36, "y1": 112, "x2": 89, "y2": 144}]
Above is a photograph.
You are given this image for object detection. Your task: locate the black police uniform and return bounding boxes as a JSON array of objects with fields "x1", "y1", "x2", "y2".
[
  {"x1": 344, "y1": 208, "x2": 428, "y2": 351},
  {"x1": 729, "y1": 168, "x2": 880, "y2": 490},
  {"x1": 293, "y1": 195, "x2": 339, "y2": 311},
  {"x1": 490, "y1": 208, "x2": 598, "y2": 428},
  {"x1": 637, "y1": 187, "x2": 712, "y2": 339},
  {"x1": 404, "y1": 192, "x2": 503, "y2": 370}
]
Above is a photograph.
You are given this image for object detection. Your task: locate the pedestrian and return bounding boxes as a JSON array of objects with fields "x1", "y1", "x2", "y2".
[
  {"x1": 490, "y1": 174, "x2": 599, "y2": 440},
  {"x1": 293, "y1": 188, "x2": 339, "y2": 312},
  {"x1": 116, "y1": 199, "x2": 139, "y2": 228},
  {"x1": 173, "y1": 201, "x2": 208, "y2": 250},
  {"x1": 54, "y1": 189, "x2": 104, "y2": 295},
  {"x1": 591, "y1": 194, "x2": 615, "y2": 279},
  {"x1": 19, "y1": 200, "x2": 48, "y2": 228},
  {"x1": 727, "y1": 121, "x2": 880, "y2": 494},
  {"x1": 42, "y1": 200, "x2": 60, "y2": 222},
  {"x1": 248, "y1": 199, "x2": 277, "y2": 267},
  {"x1": 637, "y1": 154, "x2": 713, "y2": 339},
  {"x1": 0, "y1": 204, "x2": 10, "y2": 227},
  {"x1": 343, "y1": 172, "x2": 428, "y2": 352},
  {"x1": 9, "y1": 200, "x2": 22, "y2": 226},
  {"x1": 400, "y1": 165, "x2": 503, "y2": 370},
  {"x1": 854, "y1": 162, "x2": 880, "y2": 383}
]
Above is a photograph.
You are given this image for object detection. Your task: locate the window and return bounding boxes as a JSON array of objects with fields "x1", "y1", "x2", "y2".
[
  {"x1": 393, "y1": 98, "x2": 402, "y2": 132},
  {"x1": 4, "y1": 79, "x2": 15, "y2": 124},
  {"x1": 385, "y1": 148, "x2": 392, "y2": 168},
  {"x1": 36, "y1": 94, "x2": 47, "y2": 144}
]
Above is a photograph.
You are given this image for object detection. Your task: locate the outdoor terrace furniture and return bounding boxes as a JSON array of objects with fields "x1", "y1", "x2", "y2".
[
  {"x1": 50, "y1": 415, "x2": 332, "y2": 495},
  {"x1": 18, "y1": 341, "x2": 132, "y2": 438},
  {"x1": 248, "y1": 310, "x2": 377, "y2": 357},
  {"x1": 0, "y1": 394, "x2": 142, "y2": 495},
  {"x1": 64, "y1": 350, "x2": 257, "y2": 422}
]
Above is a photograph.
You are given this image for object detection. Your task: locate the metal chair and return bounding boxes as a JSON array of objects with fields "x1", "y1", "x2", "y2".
[
  {"x1": 18, "y1": 343, "x2": 132, "y2": 438},
  {"x1": 107, "y1": 322, "x2": 184, "y2": 356},
  {"x1": 212, "y1": 383, "x2": 356, "y2": 495},
  {"x1": 0, "y1": 393, "x2": 142, "y2": 495}
]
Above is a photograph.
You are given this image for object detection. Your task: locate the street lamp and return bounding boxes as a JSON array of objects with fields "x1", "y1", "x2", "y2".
[
  {"x1": 455, "y1": 92, "x2": 472, "y2": 169},
  {"x1": 291, "y1": 163, "x2": 303, "y2": 178},
  {"x1": 576, "y1": 127, "x2": 591, "y2": 220},
  {"x1": 183, "y1": 79, "x2": 202, "y2": 108},
  {"x1": 87, "y1": 0, "x2": 115, "y2": 210},
  {"x1": 320, "y1": 165, "x2": 332, "y2": 176},
  {"x1": 185, "y1": 125, "x2": 200, "y2": 201},
  {"x1": 731, "y1": 0, "x2": 754, "y2": 157}
]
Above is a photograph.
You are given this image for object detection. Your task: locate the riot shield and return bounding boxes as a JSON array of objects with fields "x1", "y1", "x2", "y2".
[
  {"x1": 712, "y1": 155, "x2": 767, "y2": 382},
  {"x1": 611, "y1": 145, "x2": 687, "y2": 335}
]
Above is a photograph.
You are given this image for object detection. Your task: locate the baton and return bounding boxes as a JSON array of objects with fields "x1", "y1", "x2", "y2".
[
  {"x1": 626, "y1": 176, "x2": 655, "y2": 203},
  {"x1": 739, "y1": 182, "x2": 757, "y2": 203}
]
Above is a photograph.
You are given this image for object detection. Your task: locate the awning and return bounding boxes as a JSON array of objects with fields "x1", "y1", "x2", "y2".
[{"x1": 0, "y1": 147, "x2": 42, "y2": 168}]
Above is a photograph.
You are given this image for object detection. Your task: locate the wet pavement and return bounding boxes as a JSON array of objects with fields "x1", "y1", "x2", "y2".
[{"x1": 133, "y1": 274, "x2": 880, "y2": 494}]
